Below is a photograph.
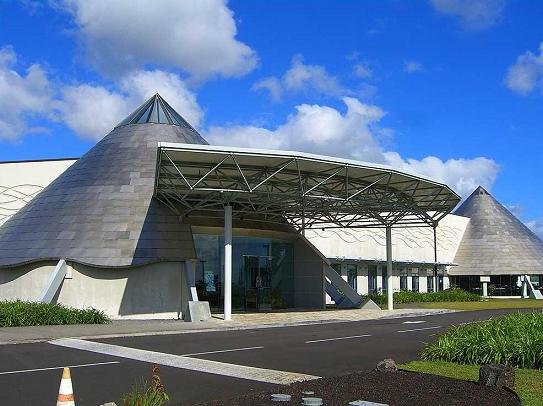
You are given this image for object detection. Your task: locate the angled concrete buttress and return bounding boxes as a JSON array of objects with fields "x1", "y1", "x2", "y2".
[{"x1": 38, "y1": 259, "x2": 67, "y2": 303}]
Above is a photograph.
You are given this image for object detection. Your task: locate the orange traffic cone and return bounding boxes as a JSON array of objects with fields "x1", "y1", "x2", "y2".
[{"x1": 56, "y1": 367, "x2": 75, "y2": 406}]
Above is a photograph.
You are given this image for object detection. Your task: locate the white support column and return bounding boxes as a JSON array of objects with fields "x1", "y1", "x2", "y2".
[
  {"x1": 433, "y1": 225, "x2": 438, "y2": 292},
  {"x1": 480, "y1": 276, "x2": 490, "y2": 298},
  {"x1": 482, "y1": 282, "x2": 488, "y2": 297},
  {"x1": 224, "y1": 205, "x2": 233, "y2": 320},
  {"x1": 386, "y1": 226, "x2": 393, "y2": 311}
]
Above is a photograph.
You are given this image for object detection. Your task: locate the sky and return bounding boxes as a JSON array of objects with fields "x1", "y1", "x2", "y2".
[{"x1": 1, "y1": 0, "x2": 543, "y2": 235}]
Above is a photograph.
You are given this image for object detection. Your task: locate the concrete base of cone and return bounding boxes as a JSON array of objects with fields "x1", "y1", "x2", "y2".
[{"x1": 57, "y1": 367, "x2": 75, "y2": 406}]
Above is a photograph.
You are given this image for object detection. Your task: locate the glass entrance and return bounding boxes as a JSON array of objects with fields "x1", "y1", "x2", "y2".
[
  {"x1": 194, "y1": 234, "x2": 294, "y2": 313},
  {"x1": 244, "y1": 255, "x2": 273, "y2": 311}
]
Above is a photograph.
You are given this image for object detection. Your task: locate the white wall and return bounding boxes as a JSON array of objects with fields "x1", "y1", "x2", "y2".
[
  {"x1": 305, "y1": 214, "x2": 469, "y2": 265},
  {"x1": 0, "y1": 159, "x2": 76, "y2": 226},
  {"x1": 0, "y1": 260, "x2": 186, "y2": 319}
]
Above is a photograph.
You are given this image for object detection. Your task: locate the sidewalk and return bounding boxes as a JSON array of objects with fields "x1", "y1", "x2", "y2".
[{"x1": 0, "y1": 308, "x2": 455, "y2": 345}]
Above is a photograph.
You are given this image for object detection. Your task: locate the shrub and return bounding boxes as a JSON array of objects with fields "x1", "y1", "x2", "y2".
[
  {"x1": 422, "y1": 312, "x2": 543, "y2": 370},
  {"x1": 122, "y1": 365, "x2": 169, "y2": 406},
  {"x1": 367, "y1": 288, "x2": 480, "y2": 305},
  {"x1": 0, "y1": 300, "x2": 109, "y2": 327}
]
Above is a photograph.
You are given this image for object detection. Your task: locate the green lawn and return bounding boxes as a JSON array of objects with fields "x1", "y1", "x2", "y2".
[
  {"x1": 400, "y1": 360, "x2": 543, "y2": 406},
  {"x1": 410, "y1": 299, "x2": 543, "y2": 310}
]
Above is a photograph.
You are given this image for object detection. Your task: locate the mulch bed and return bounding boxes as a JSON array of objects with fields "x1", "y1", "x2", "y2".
[{"x1": 192, "y1": 370, "x2": 521, "y2": 406}]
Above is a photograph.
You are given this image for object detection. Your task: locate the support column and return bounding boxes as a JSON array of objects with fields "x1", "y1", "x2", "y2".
[
  {"x1": 224, "y1": 205, "x2": 232, "y2": 320},
  {"x1": 482, "y1": 282, "x2": 488, "y2": 298},
  {"x1": 433, "y1": 225, "x2": 438, "y2": 292},
  {"x1": 386, "y1": 226, "x2": 393, "y2": 311}
]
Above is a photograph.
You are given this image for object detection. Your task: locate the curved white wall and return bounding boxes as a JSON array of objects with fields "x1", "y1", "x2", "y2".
[
  {"x1": 305, "y1": 214, "x2": 469, "y2": 265},
  {"x1": 0, "y1": 261, "x2": 187, "y2": 319}
]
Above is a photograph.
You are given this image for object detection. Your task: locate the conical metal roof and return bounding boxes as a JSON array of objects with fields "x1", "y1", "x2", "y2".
[
  {"x1": 0, "y1": 95, "x2": 208, "y2": 268},
  {"x1": 451, "y1": 186, "x2": 543, "y2": 275}
]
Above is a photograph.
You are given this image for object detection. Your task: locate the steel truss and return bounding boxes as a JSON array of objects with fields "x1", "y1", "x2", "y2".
[{"x1": 154, "y1": 145, "x2": 461, "y2": 230}]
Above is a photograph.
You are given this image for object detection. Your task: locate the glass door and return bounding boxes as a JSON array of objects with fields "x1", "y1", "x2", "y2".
[{"x1": 244, "y1": 255, "x2": 273, "y2": 311}]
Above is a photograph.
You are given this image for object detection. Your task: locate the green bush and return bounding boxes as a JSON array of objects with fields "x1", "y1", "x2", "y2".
[
  {"x1": 122, "y1": 365, "x2": 169, "y2": 406},
  {"x1": 367, "y1": 288, "x2": 480, "y2": 305},
  {"x1": 422, "y1": 312, "x2": 543, "y2": 369},
  {"x1": 0, "y1": 300, "x2": 109, "y2": 327}
]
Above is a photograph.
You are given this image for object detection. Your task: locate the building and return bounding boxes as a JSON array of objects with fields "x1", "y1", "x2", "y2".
[
  {"x1": 449, "y1": 186, "x2": 543, "y2": 297},
  {"x1": 1, "y1": 94, "x2": 539, "y2": 320}
]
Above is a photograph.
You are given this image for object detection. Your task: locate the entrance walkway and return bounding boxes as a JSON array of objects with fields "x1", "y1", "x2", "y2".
[{"x1": 0, "y1": 308, "x2": 454, "y2": 345}]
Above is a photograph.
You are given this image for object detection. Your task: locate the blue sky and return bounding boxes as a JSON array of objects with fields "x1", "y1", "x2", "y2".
[{"x1": 1, "y1": 0, "x2": 543, "y2": 234}]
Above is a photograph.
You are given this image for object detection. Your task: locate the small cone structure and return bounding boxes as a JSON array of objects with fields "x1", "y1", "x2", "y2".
[{"x1": 56, "y1": 367, "x2": 75, "y2": 406}]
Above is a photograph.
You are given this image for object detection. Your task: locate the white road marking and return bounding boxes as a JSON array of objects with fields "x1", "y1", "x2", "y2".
[
  {"x1": 397, "y1": 326, "x2": 442, "y2": 333},
  {"x1": 305, "y1": 334, "x2": 371, "y2": 344},
  {"x1": 182, "y1": 346, "x2": 264, "y2": 357},
  {"x1": 50, "y1": 338, "x2": 318, "y2": 385},
  {"x1": 0, "y1": 361, "x2": 120, "y2": 376},
  {"x1": 402, "y1": 320, "x2": 426, "y2": 324}
]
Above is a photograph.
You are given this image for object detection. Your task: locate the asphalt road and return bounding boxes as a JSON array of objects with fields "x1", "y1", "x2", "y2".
[{"x1": 0, "y1": 309, "x2": 529, "y2": 406}]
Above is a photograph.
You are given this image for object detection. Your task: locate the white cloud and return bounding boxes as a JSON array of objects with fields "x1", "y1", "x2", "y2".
[
  {"x1": 58, "y1": 0, "x2": 257, "y2": 80},
  {"x1": 354, "y1": 62, "x2": 372, "y2": 78},
  {"x1": 206, "y1": 97, "x2": 500, "y2": 197},
  {"x1": 58, "y1": 85, "x2": 129, "y2": 139},
  {"x1": 430, "y1": 0, "x2": 506, "y2": 31},
  {"x1": 384, "y1": 153, "x2": 500, "y2": 197},
  {"x1": 252, "y1": 77, "x2": 283, "y2": 101},
  {"x1": 252, "y1": 55, "x2": 343, "y2": 101},
  {"x1": 59, "y1": 69, "x2": 203, "y2": 140},
  {"x1": 505, "y1": 42, "x2": 543, "y2": 95},
  {"x1": 0, "y1": 47, "x2": 53, "y2": 141},
  {"x1": 207, "y1": 97, "x2": 385, "y2": 161},
  {"x1": 404, "y1": 60, "x2": 424, "y2": 73}
]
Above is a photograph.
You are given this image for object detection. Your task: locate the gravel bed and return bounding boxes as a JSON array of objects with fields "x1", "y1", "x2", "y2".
[{"x1": 192, "y1": 370, "x2": 521, "y2": 406}]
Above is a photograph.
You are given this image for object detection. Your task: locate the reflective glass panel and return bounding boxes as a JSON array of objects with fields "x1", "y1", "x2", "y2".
[{"x1": 193, "y1": 234, "x2": 294, "y2": 312}]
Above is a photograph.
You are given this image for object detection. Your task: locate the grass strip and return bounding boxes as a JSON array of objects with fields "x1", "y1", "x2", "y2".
[
  {"x1": 0, "y1": 300, "x2": 109, "y2": 327},
  {"x1": 414, "y1": 299, "x2": 543, "y2": 310},
  {"x1": 400, "y1": 360, "x2": 543, "y2": 406}
]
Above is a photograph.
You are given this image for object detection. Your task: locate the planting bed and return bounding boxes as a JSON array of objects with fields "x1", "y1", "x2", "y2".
[
  {"x1": 422, "y1": 312, "x2": 543, "y2": 369},
  {"x1": 193, "y1": 370, "x2": 521, "y2": 406}
]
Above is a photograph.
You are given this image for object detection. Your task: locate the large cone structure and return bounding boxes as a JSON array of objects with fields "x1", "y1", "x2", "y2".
[
  {"x1": 0, "y1": 94, "x2": 207, "y2": 267},
  {"x1": 451, "y1": 186, "x2": 543, "y2": 275}
]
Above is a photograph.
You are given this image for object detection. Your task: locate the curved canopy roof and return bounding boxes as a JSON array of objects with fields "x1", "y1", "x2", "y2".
[
  {"x1": 451, "y1": 186, "x2": 543, "y2": 275},
  {"x1": 155, "y1": 143, "x2": 461, "y2": 229}
]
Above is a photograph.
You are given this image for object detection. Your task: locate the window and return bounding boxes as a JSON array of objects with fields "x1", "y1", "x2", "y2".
[
  {"x1": 400, "y1": 268, "x2": 408, "y2": 290},
  {"x1": 489, "y1": 275, "x2": 521, "y2": 296},
  {"x1": 449, "y1": 275, "x2": 481, "y2": 294},
  {"x1": 347, "y1": 264, "x2": 357, "y2": 291},
  {"x1": 411, "y1": 269, "x2": 419, "y2": 292},
  {"x1": 368, "y1": 265, "x2": 377, "y2": 294}
]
